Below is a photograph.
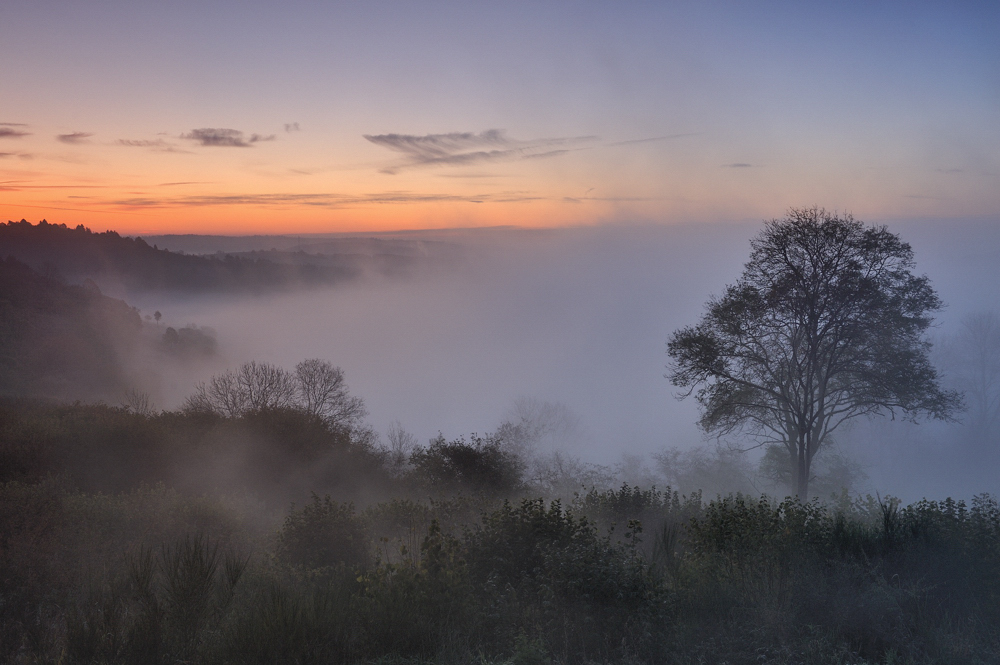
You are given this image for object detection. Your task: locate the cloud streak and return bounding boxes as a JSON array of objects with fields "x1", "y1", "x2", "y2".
[
  {"x1": 0, "y1": 127, "x2": 31, "y2": 139},
  {"x1": 0, "y1": 182, "x2": 106, "y2": 191},
  {"x1": 364, "y1": 129, "x2": 596, "y2": 174},
  {"x1": 57, "y1": 132, "x2": 94, "y2": 144},
  {"x1": 117, "y1": 138, "x2": 192, "y2": 153},
  {"x1": 108, "y1": 189, "x2": 543, "y2": 209},
  {"x1": 181, "y1": 128, "x2": 276, "y2": 147},
  {"x1": 607, "y1": 132, "x2": 702, "y2": 146}
]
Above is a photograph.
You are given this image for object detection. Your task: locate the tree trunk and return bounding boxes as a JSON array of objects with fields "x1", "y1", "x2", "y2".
[{"x1": 795, "y1": 447, "x2": 809, "y2": 500}]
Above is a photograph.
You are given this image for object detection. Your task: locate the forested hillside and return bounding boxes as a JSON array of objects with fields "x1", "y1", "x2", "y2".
[
  {"x1": 0, "y1": 220, "x2": 370, "y2": 293},
  {"x1": 0, "y1": 256, "x2": 143, "y2": 399}
]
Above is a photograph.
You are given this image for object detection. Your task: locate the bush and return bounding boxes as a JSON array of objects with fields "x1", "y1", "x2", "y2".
[
  {"x1": 463, "y1": 498, "x2": 667, "y2": 661},
  {"x1": 409, "y1": 433, "x2": 525, "y2": 496},
  {"x1": 277, "y1": 494, "x2": 370, "y2": 570}
]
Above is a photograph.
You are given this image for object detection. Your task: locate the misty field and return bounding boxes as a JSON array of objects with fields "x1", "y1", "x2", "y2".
[
  {"x1": 5, "y1": 0, "x2": 1000, "y2": 659},
  {"x1": 3, "y1": 400, "x2": 1000, "y2": 665},
  {"x1": 3, "y1": 218, "x2": 1000, "y2": 664}
]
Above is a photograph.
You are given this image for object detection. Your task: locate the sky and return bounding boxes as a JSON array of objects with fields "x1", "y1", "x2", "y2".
[{"x1": 1, "y1": 0, "x2": 997, "y2": 234}]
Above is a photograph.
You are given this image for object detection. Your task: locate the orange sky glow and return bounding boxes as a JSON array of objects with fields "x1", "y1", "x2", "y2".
[{"x1": 2, "y1": 2, "x2": 997, "y2": 236}]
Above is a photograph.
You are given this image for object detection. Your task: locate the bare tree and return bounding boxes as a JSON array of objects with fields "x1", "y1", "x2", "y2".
[
  {"x1": 496, "y1": 397, "x2": 582, "y2": 458},
  {"x1": 185, "y1": 361, "x2": 297, "y2": 417},
  {"x1": 184, "y1": 358, "x2": 372, "y2": 445},
  {"x1": 384, "y1": 420, "x2": 418, "y2": 475},
  {"x1": 119, "y1": 388, "x2": 155, "y2": 417},
  {"x1": 529, "y1": 451, "x2": 614, "y2": 496},
  {"x1": 653, "y1": 445, "x2": 757, "y2": 497},
  {"x1": 294, "y1": 359, "x2": 367, "y2": 430}
]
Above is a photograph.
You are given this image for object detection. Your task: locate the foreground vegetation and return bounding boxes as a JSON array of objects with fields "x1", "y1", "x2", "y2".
[{"x1": 3, "y1": 402, "x2": 1000, "y2": 664}]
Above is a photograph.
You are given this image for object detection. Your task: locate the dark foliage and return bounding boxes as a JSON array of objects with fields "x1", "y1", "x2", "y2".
[
  {"x1": 4, "y1": 476, "x2": 1000, "y2": 664},
  {"x1": 0, "y1": 399, "x2": 391, "y2": 504},
  {"x1": 277, "y1": 495, "x2": 369, "y2": 570},
  {"x1": 410, "y1": 432, "x2": 526, "y2": 496},
  {"x1": 0, "y1": 256, "x2": 142, "y2": 400},
  {"x1": 162, "y1": 325, "x2": 217, "y2": 356},
  {"x1": 2, "y1": 395, "x2": 999, "y2": 662}
]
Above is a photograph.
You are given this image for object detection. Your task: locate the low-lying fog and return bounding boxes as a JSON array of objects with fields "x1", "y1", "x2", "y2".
[{"x1": 131, "y1": 219, "x2": 1000, "y2": 502}]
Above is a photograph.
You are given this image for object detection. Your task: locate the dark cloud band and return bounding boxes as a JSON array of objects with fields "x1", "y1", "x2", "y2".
[
  {"x1": 109, "y1": 189, "x2": 543, "y2": 209},
  {"x1": 181, "y1": 128, "x2": 276, "y2": 147}
]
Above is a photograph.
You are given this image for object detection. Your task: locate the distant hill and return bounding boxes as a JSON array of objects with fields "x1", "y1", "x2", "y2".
[
  {"x1": 0, "y1": 220, "x2": 380, "y2": 294},
  {"x1": 0, "y1": 256, "x2": 144, "y2": 400},
  {"x1": 140, "y1": 232, "x2": 460, "y2": 258}
]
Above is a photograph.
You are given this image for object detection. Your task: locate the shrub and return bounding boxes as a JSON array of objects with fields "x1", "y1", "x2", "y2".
[
  {"x1": 277, "y1": 494, "x2": 370, "y2": 570},
  {"x1": 409, "y1": 433, "x2": 525, "y2": 496}
]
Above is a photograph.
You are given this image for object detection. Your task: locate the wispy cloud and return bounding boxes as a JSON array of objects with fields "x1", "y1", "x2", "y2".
[
  {"x1": 435, "y1": 173, "x2": 514, "y2": 179},
  {"x1": 117, "y1": 138, "x2": 191, "y2": 153},
  {"x1": 118, "y1": 139, "x2": 168, "y2": 148},
  {"x1": 0, "y1": 127, "x2": 31, "y2": 139},
  {"x1": 363, "y1": 129, "x2": 596, "y2": 174},
  {"x1": 0, "y1": 183, "x2": 106, "y2": 190},
  {"x1": 57, "y1": 132, "x2": 94, "y2": 144},
  {"x1": 523, "y1": 149, "x2": 571, "y2": 160},
  {"x1": 180, "y1": 128, "x2": 276, "y2": 147},
  {"x1": 607, "y1": 132, "x2": 702, "y2": 146},
  {"x1": 723, "y1": 163, "x2": 753, "y2": 168},
  {"x1": 559, "y1": 195, "x2": 664, "y2": 203}
]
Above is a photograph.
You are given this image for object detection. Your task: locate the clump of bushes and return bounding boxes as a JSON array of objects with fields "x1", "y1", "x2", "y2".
[
  {"x1": 4, "y1": 399, "x2": 1000, "y2": 664},
  {"x1": 2, "y1": 481, "x2": 1000, "y2": 663},
  {"x1": 276, "y1": 495, "x2": 368, "y2": 570},
  {"x1": 410, "y1": 432, "x2": 526, "y2": 496},
  {"x1": 0, "y1": 397, "x2": 392, "y2": 505}
]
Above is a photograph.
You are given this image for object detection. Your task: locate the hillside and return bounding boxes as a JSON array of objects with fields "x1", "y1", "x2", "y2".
[
  {"x1": 0, "y1": 256, "x2": 143, "y2": 399},
  {"x1": 0, "y1": 219, "x2": 369, "y2": 294}
]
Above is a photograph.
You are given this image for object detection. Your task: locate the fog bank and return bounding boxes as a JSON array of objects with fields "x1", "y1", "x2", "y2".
[{"x1": 131, "y1": 218, "x2": 1000, "y2": 500}]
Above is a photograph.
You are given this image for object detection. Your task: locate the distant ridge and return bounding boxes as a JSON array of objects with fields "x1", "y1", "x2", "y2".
[
  {"x1": 137, "y1": 232, "x2": 459, "y2": 257},
  {"x1": 0, "y1": 219, "x2": 374, "y2": 294}
]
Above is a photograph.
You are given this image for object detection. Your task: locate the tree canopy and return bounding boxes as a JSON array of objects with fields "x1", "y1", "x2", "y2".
[{"x1": 667, "y1": 208, "x2": 961, "y2": 498}]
